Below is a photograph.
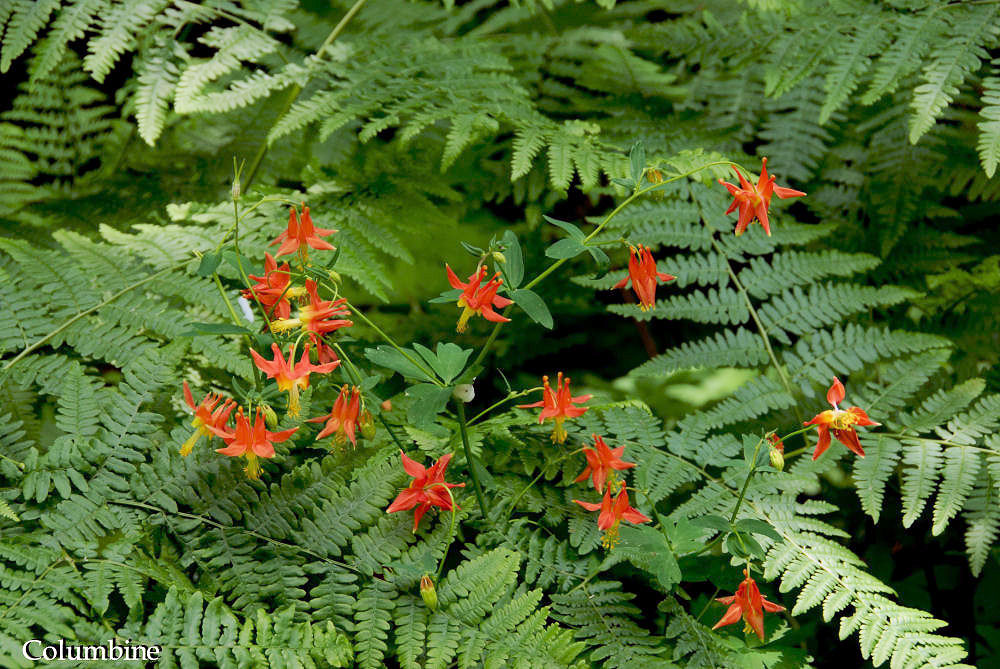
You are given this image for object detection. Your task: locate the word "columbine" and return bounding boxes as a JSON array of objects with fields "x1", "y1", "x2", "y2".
[{"x1": 22, "y1": 639, "x2": 161, "y2": 662}]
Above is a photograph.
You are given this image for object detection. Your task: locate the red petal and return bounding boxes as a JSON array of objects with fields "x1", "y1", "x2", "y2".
[
  {"x1": 812, "y1": 425, "x2": 831, "y2": 460},
  {"x1": 832, "y1": 428, "x2": 865, "y2": 457},
  {"x1": 573, "y1": 499, "x2": 602, "y2": 512},
  {"x1": 827, "y1": 377, "x2": 846, "y2": 406},
  {"x1": 712, "y1": 603, "x2": 744, "y2": 630}
]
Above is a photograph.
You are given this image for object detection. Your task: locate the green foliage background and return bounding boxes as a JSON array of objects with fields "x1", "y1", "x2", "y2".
[{"x1": 1, "y1": 0, "x2": 1000, "y2": 667}]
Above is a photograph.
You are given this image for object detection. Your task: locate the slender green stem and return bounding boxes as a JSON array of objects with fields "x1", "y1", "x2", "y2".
[
  {"x1": 711, "y1": 235, "x2": 799, "y2": 420},
  {"x1": 472, "y1": 161, "x2": 735, "y2": 367},
  {"x1": 695, "y1": 585, "x2": 722, "y2": 622},
  {"x1": 454, "y1": 401, "x2": 487, "y2": 513},
  {"x1": 729, "y1": 436, "x2": 765, "y2": 524},
  {"x1": 777, "y1": 425, "x2": 813, "y2": 443},
  {"x1": 242, "y1": 0, "x2": 370, "y2": 189},
  {"x1": 467, "y1": 388, "x2": 539, "y2": 425},
  {"x1": 503, "y1": 448, "x2": 584, "y2": 523},
  {"x1": 213, "y1": 273, "x2": 244, "y2": 327},
  {"x1": 431, "y1": 484, "x2": 458, "y2": 580},
  {"x1": 342, "y1": 300, "x2": 442, "y2": 385}
]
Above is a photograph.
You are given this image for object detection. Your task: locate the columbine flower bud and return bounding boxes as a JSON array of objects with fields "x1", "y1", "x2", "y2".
[
  {"x1": 492, "y1": 251, "x2": 507, "y2": 264},
  {"x1": 420, "y1": 574, "x2": 438, "y2": 611},
  {"x1": 262, "y1": 404, "x2": 279, "y2": 428},
  {"x1": 453, "y1": 383, "x2": 475, "y2": 403},
  {"x1": 327, "y1": 270, "x2": 342, "y2": 283},
  {"x1": 766, "y1": 433, "x2": 784, "y2": 471},
  {"x1": 381, "y1": 399, "x2": 392, "y2": 412},
  {"x1": 646, "y1": 168, "x2": 664, "y2": 184},
  {"x1": 359, "y1": 410, "x2": 376, "y2": 440},
  {"x1": 231, "y1": 176, "x2": 241, "y2": 201}
]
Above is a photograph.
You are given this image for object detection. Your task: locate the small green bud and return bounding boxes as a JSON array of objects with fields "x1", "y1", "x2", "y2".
[
  {"x1": 492, "y1": 251, "x2": 507, "y2": 264},
  {"x1": 328, "y1": 270, "x2": 342, "y2": 283},
  {"x1": 262, "y1": 405, "x2": 279, "y2": 428},
  {"x1": 766, "y1": 433, "x2": 784, "y2": 471},
  {"x1": 420, "y1": 574, "x2": 438, "y2": 611},
  {"x1": 359, "y1": 410, "x2": 376, "y2": 440}
]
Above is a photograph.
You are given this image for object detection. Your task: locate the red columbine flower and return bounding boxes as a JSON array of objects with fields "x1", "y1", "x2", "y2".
[
  {"x1": 517, "y1": 372, "x2": 592, "y2": 443},
  {"x1": 718, "y1": 157, "x2": 805, "y2": 236},
  {"x1": 180, "y1": 382, "x2": 237, "y2": 456},
  {"x1": 242, "y1": 253, "x2": 300, "y2": 319},
  {"x1": 386, "y1": 451, "x2": 465, "y2": 532},
  {"x1": 208, "y1": 408, "x2": 298, "y2": 480},
  {"x1": 613, "y1": 244, "x2": 675, "y2": 311},
  {"x1": 271, "y1": 205, "x2": 337, "y2": 258},
  {"x1": 250, "y1": 343, "x2": 340, "y2": 417},
  {"x1": 573, "y1": 488, "x2": 650, "y2": 549},
  {"x1": 271, "y1": 279, "x2": 353, "y2": 336},
  {"x1": 575, "y1": 434, "x2": 636, "y2": 494},
  {"x1": 803, "y1": 377, "x2": 880, "y2": 460},
  {"x1": 712, "y1": 568, "x2": 785, "y2": 641},
  {"x1": 307, "y1": 385, "x2": 362, "y2": 446},
  {"x1": 445, "y1": 264, "x2": 513, "y2": 333}
]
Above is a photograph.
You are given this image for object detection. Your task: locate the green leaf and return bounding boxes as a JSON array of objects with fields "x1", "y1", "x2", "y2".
[
  {"x1": 690, "y1": 515, "x2": 730, "y2": 533},
  {"x1": 412, "y1": 342, "x2": 472, "y2": 384},
  {"x1": 629, "y1": 141, "x2": 646, "y2": 186},
  {"x1": 196, "y1": 252, "x2": 223, "y2": 277},
  {"x1": 365, "y1": 346, "x2": 436, "y2": 382},
  {"x1": 587, "y1": 245, "x2": 610, "y2": 268},
  {"x1": 543, "y1": 215, "x2": 586, "y2": 241},
  {"x1": 406, "y1": 384, "x2": 453, "y2": 427},
  {"x1": 545, "y1": 238, "x2": 587, "y2": 260},
  {"x1": 733, "y1": 518, "x2": 782, "y2": 543},
  {"x1": 512, "y1": 289, "x2": 552, "y2": 329},
  {"x1": 614, "y1": 524, "x2": 681, "y2": 590},
  {"x1": 501, "y1": 230, "x2": 524, "y2": 288}
]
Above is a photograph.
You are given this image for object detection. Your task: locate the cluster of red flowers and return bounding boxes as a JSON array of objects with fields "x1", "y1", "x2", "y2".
[
  {"x1": 179, "y1": 204, "x2": 370, "y2": 479},
  {"x1": 571, "y1": 435, "x2": 648, "y2": 549}
]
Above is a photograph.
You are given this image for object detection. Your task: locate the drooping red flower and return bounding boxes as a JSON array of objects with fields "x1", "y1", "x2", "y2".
[
  {"x1": 271, "y1": 205, "x2": 337, "y2": 258},
  {"x1": 307, "y1": 385, "x2": 362, "y2": 446},
  {"x1": 803, "y1": 377, "x2": 880, "y2": 460},
  {"x1": 309, "y1": 332, "x2": 340, "y2": 365},
  {"x1": 574, "y1": 434, "x2": 636, "y2": 494},
  {"x1": 242, "y1": 253, "x2": 298, "y2": 319},
  {"x1": 271, "y1": 279, "x2": 353, "y2": 336},
  {"x1": 445, "y1": 264, "x2": 513, "y2": 333},
  {"x1": 180, "y1": 381, "x2": 237, "y2": 456},
  {"x1": 573, "y1": 488, "x2": 650, "y2": 549},
  {"x1": 386, "y1": 451, "x2": 465, "y2": 532},
  {"x1": 712, "y1": 568, "x2": 785, "y2": 641},
  {"x1": 208, "y1": 408, "x2": 297, "y2": 480},
  {"x1": 250, "y1": 343, "x2": 340, "y2": 417},
  {"x1": 613, "y1": 244, "x2": 674, "y2": 311},
  {"x1": 517, "y1": 372, "x2": 592, "y2": 443},
  {"x1": 718, "y1": 157, "x2": 805, "y2": 236}
]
